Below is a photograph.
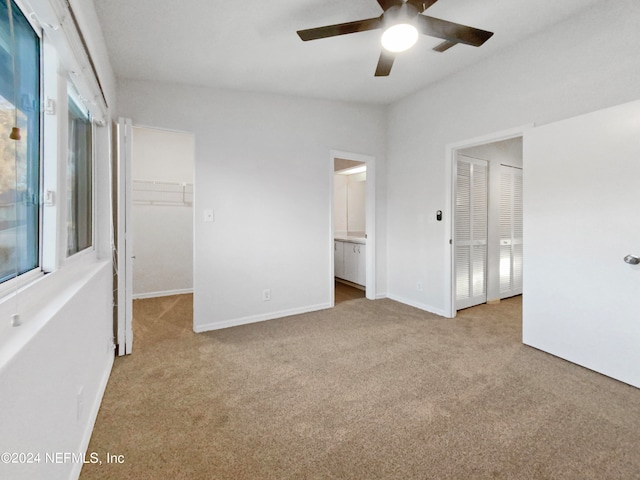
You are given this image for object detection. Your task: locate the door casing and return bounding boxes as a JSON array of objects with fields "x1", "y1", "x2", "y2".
[
  {"x1": 329, "y1": 150, "x2": 376, "y2": 304},
  {"x1": 445, "y1": 124, "x2": 533, "y2": 318},
  {"x1": 115, "y1": 117, "x2": 133, "y2": 355}
]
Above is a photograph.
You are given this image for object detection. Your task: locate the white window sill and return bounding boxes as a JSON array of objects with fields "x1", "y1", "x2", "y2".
[
  {"x1": 0, "y1": 269, "x2": 45, "y2": 302},
  {"x1": 0, "y1": 257, "x2": 110, "y2": 371}
]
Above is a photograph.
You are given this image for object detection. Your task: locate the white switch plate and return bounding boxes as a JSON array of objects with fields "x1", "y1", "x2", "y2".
[
  {"x1": 44, "y1": 189, "x2": 55, "y2": 206},
  {"x1": 204, "y1": 209, "x2": 214, "y2": 222},
  {"x1": 44, "y1": 97, "x2": 56, "y2": 115}
]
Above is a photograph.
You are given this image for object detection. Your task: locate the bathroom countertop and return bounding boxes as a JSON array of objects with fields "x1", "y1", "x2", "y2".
[{"x1": 334, "y1": 235, "x2": 366, "y2": 244}]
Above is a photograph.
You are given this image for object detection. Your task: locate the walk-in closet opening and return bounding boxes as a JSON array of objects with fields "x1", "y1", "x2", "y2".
[
  {"x1": 453, "y1": 136, "x2": 523, "y2": 312},
  {"x1": 130, "y1": 126, "x2": 195, "y2": 338}
]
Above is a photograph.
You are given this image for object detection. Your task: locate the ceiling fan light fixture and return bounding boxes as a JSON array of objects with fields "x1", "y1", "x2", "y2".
[{"x1": 381, "y1": 23, "x2": 418, "y2": 52}]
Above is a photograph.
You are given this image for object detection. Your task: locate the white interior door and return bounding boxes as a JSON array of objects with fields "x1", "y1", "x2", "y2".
[
  {"x1": 455, "y1": 155, "x2": 488, "y2": 310},
  {"x1": 523, "y1": 100, "x2": 640, "y2": 388},
  {"x1": 499, "y1": 165, "x2": 523, "y2": 298},
  {"x1": 116, "y1": 117, "x2": 133, "y2": 355}
]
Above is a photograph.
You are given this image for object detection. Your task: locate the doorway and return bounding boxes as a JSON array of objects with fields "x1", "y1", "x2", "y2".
[
  {"x1": 130, "y1": 126, "x2": 195, "y2": 300},
  {"x1": 330, "y1": 150, "x2": 375, "y2": 305},
  {"x1": 115, "y1": 121, "x2": 195, "y2": 355},
  {"x1": 333, "y1": 158, "x2": 366, "y2": 303},
  {"x1": 446, "y1": 126, "x2": 529, "y2": 317}
]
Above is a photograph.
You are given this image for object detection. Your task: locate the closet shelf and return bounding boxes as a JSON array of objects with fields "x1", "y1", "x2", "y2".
[{"x1": 132, "y1": 179, "x2": 193, "y2": 206}]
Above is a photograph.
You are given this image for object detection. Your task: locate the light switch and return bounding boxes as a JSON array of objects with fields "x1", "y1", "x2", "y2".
[
  {"x1": 44, "y1": 97, "x2": 56, "y2": 115},
  {"x1": 204, "y1": 209, "x2": 214, "y2": 223},
  {"x1": 44, "y1": 189, "x2": 55, "y2": 206}
]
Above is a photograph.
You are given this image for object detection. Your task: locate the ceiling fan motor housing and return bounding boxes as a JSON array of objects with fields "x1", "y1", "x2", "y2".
[{"x1": 383, "y1": 3, "x2": 420, "y2": 29}]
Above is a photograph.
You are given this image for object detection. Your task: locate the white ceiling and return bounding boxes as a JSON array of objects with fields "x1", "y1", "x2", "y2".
[{"x1": 93, "y1": 0, "x2": 600, "y2": 105}]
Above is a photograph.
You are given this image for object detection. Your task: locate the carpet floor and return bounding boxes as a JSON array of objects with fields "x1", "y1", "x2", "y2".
[{"x1": 80, "y1": 295, "x2": 640, "y2": 480}]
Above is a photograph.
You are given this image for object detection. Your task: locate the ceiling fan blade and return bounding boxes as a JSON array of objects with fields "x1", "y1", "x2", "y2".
[
  {"x1": 407, "y1": 0, "x2": 438, "y2": 14},
  {"x1": 433, "y1": 40, "x2": 457, "y2": 52},
  {"x1": 297, "y1": 17, "x2": 382, "y2": 41},
  {"x1": 416, "y1": 15, "x2": 493, "y2": 47},
  {"x1": 376, "y1": 0, "x2": 403, "y2": 12},
  {"x1": 375, "y1": 50, "x2": 395, "y2": 77}
]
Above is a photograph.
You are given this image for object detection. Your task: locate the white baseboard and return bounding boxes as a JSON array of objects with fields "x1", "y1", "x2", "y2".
[
  {"x1": 386, "y1": 293, "x2": 448, "y2": 317},
  {"x1": 194, "y1": 302, "x2": 332, "y2": 333},
  {"x1": 132, "y1": 288, "x2": 193, "y2": 300},
  {"x1": 376, "y1": 292, "x2": 387, "y2": 300},
  {"x1": 72, "y1": 353, "x2": 114, "y2": 480}
]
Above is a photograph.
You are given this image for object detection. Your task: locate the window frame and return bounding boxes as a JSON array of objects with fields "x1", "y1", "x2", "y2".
[
  {"x1": 0, "y1": 0, "x2": 101, "y2": 299},
  {"x1": 0, "y1": 0, "x2": 44, "y2": 292},
  {"x1": 65, "y1": 83, "x2": 95, "y2": 258}
]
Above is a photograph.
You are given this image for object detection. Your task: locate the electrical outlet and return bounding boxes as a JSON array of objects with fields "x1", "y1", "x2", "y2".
[
  {"x1": 263, "y1": 289, "x2": 271, "y2": 301},
  {"x1": 416, "y1": 281, "x2": 423, "y2": 292}
]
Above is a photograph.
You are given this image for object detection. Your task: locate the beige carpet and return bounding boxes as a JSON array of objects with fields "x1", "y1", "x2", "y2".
[{"x1": 80, "y1": 295, "x2": 640, "y2": 480}]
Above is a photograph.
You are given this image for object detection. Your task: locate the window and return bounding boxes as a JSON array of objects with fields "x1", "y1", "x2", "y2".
[
  {"x1": 66, "y1": 89, "x2": 92, "y2": 256},
  {"x1": 0, "y1": 0, "x2": 40, "y2": 283}
]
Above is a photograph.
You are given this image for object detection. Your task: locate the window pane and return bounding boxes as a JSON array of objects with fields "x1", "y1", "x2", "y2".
[
  {"x1": 0, "y1": 1, "x2": 40, "y2": 283},
  {"x1": 67, "y1": 94, "x2": 92, "y2": 256}
]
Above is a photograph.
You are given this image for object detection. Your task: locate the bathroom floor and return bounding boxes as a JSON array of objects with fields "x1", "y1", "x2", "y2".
[{"x1": 334, "y1": 280, "x2": 365, "y2": 304}]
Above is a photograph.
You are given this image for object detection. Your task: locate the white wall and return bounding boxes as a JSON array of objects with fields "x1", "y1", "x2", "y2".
[
  {"x1": 334, "y1": 171, "x2": 366, "y2": 236},
  {"x1": 386, "y1": 0, "x2": 640, "y2": 315},
  {"x1": 131, "y1": 127, "x2": 194, "y2": 298},
  {"x1": 461, "y1": 137, "x2": 522, "y2": 169},
  {"x1": 346, "y1": 172, "x2": 366, "y2": 235},
  {"x1": 0, "y1": 263, "x2": 113, "y2": 480},
  {"x1": 0, "y1": 1, "x2": 116, "y2": 478},
  {"x1": 333, "y1": 174, "x2": 348, "y2": 234},
  {"x1": 116, "y1": 81, "x2": 387, "y2": 330}
]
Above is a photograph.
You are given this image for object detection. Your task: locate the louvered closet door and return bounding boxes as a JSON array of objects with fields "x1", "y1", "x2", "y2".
[
  {"x1": 499, "y1": 166, "x2": 523, "y2": 298},
  {"x1": 455, "y1": 156, "x2": 488, "y2": 310}
]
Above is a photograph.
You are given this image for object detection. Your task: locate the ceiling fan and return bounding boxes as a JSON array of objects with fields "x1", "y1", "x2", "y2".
[{"x1": 297, "y1": 0, "x2": 494, "y2": 76}]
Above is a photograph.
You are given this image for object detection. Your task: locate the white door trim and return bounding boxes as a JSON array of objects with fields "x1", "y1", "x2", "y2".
[
  {"x1": 116, "y1": 117, "x2": 133, "y2": 355},
  {"x1": 330, "y1": 150, "x2": 376, "y2": 303},
  {"x1": 444, "y1": 124, "x2": 533, "y2": 318}
]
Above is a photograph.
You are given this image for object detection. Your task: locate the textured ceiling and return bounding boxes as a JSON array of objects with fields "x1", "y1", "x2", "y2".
[{"x1": 93, "y1": 0, "x2": 600, "y2": 105}]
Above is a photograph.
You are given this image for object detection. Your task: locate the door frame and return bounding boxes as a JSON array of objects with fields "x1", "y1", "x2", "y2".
[
  {"x1": 329, "y1": 150, "x2": 376, "y2": 304},
  {"x1": 115, "y1": 122, "x2": 197, "y2": 354},
  {"x1": 116, "y1": 117, "x2": 133, "y2": 355},
  {"x1": 444, "y1": 124, "x2": 532, "y2": 318}
]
